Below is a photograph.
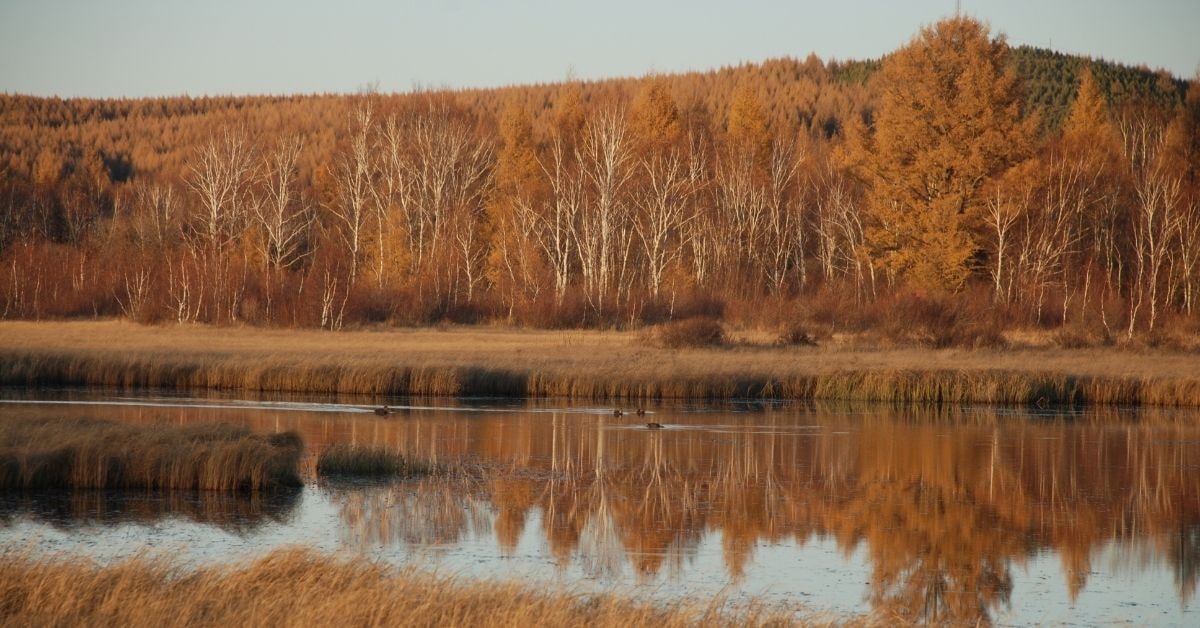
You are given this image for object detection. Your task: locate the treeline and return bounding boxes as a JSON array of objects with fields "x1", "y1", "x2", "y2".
[{"x1": 1, "y1": 17, "x2": 1196, "y2": 342}]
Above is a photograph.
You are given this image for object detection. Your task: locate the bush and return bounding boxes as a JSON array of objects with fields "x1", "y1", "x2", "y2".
[
  {"x1": 878, "y1": 291, "x2": 1008, "y2": 349},
  {"x1": 776, "y1": 322, "x2": 817, "y2": 346},
  {"x1": 653, "y1": 317, "x2": 725, "y2": 348},
  {"x1": 1054, "y1": 327, "x2": 1094, "y2": 349}
]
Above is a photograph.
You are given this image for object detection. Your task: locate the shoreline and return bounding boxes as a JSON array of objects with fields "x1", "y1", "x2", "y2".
[{"x1": 1, "y1": 320, "x2": 1198, "y2": 407}]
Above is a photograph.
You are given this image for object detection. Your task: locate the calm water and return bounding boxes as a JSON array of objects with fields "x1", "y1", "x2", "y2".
[{"x1": 2, "y1": 388, "x2": 1199, "y2": 626}]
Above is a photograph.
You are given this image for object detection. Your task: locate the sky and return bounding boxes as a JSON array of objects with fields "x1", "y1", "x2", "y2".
[{"x1": 0, "y1": 0, "x2": 1197, "y2": 99}]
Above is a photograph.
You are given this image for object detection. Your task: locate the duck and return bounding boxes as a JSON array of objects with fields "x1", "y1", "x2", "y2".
[
  {"x1": 645, "y1": 422, "x2": 664, "y2": 430},
  {"x1": 613, "y1": 409, "x2": 623, "y2": 417},
  {"x1": 635, "y1": 408, "x2": 646, "y2": 416},
  {"x1": 373, "y1": 406, "x2": 391, "y2": 416}
]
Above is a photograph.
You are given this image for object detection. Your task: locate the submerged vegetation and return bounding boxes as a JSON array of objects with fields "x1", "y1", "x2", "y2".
[
  {"x1": 0, "y1": 549, "x2": 827, "y2": 627},
  {"x1": 316, "y1": 443, "x2": 433, "y2": 478},
  {"x1": 0, "y1": 417, "x2": 302, "y2": 491}
]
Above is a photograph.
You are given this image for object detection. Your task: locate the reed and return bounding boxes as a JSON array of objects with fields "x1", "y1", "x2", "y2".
[
  {"x1": 316, "y1": 444, "x2": 432, "y2": 478},
  {"x1": 0, "y1": 417, "x2": 302, "y2": 491},
  {"x1": 2, "y1": 321, "x2": 1199, "y2": 407},
  {"x1": 0, "y1": 549, "x2": 851, "y2": 627}
]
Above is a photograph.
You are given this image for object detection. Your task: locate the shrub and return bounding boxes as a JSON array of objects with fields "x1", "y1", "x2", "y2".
[
  {"x1": 878, "y1": 291, "x2": 1008, "y2": 349},
  {"x1": 776, "y1": 322, "x2": 817, "y2": 347},
  {"x1": 652, "y1": 317, "x2": 725, "y2": 348},
  {"x1": 1054, "y1": 327, "x2": 1094, "y2": 349}
]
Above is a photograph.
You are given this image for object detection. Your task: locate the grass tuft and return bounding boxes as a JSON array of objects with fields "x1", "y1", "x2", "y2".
[
  {"x1": 0, "y1": 417, "x2": 302, "y2": 491},
  {"x1": 316, "y1": 444, "x2": 432, "y2": 478}
]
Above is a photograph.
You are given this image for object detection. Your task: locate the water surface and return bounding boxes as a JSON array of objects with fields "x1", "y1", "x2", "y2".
[{"x1": 1, "y1": 388, "x2": 1197, "y2": 625}]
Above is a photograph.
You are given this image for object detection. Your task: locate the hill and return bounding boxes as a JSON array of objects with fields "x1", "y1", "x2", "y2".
[
  {"x1": 0, "y1": 18, "x2": 1196, "y2": 344},
  {"x1": 0, "y1": 46, "x2": 1186, "y2": 187}
]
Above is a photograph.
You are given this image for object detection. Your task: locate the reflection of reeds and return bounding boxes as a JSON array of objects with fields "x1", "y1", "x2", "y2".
[
  {"x1": 0, "y1": 418, "x2": 302, "y2": 491},
  {"x1": 0, "y1": 549, "x2": 821, "y2": 627},
  {"x1": 316, "y1": 444, "x2": 431, "y2": 478},
  {"x1": 0, "y1": 487, "x2": 300, "y2": 534}
]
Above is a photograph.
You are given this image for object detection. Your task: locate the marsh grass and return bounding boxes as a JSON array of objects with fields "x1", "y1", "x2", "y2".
[
  {"x1": 2, "y1": 321, "x2": 1199, "y2": 407},
  {"x1": 0, "y1": 549, "x2": 848, "y2": 627},
  {"x1": 0, "y1": 417, "x2": 302, "y2": 491},
  {"x1": 316, "y1": 444, "x2": 433, "y2": 478}
]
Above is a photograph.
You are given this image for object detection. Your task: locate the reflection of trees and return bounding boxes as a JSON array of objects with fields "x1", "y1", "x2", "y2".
[
  {"x1": 611, "y1": 423, "x2": 702, "y2": 580},
  {"x1": 57, "y1": 397, "x2": 1200, "y2": 623},
  {"x1": 821, "y1": 421, "x2": 1027, "y2": 623},
  {"x1": 577, "y1": 415, "x2": 623, "y2": 578},
  {"x1": 841, "y1": 478, "x2": 1022, "y2": 623},
  {"x1": 329, "y1": 477, "x2": 491, "y2": 548},
  {"x1": 1170, "y1": 525, "x2": 1200, "y2": 606},
  {"x1": 317, "y1": 406, "x2": 1200, "y2": 624}
]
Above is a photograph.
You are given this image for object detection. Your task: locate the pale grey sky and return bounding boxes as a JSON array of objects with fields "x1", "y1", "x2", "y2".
[{"x1": 1, "y1": 0, "x2": 1196, "y2": 98}]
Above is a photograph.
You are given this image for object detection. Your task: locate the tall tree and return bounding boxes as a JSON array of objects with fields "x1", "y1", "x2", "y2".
[
  {"x1": 326, "y1": 105, "x2": 377, "y2": 285},
  {"x1": 487, "y1": 103, "x2": 547, "y2": 316},
  {"x1": 1167, "y1": 79, "x2": 1200, "y2": 314},
  {"x1": 629, "y1": 80, "x2": 693, "y2": 298},
  {"x1": 853, "y1": 16, "x2": 1034, "y2": 291}
]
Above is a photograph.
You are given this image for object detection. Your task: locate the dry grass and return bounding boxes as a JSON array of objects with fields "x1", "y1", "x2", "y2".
[
  {"x1": 0, "y1": 417, "x2": 302, "y2": 491},
  {"x1": 0, "y1": 549, "x2": 848, "y2": 628},
  {"x1": 316, "y1": 444, "x2": 432, "y2": 478},
  {"x1": 1, "y1": 320, "x2": 1199, "y2": 406}
]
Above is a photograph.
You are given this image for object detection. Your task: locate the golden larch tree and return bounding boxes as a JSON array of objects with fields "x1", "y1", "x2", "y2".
[
  {"x1": 727, "y1": 82, "x2": 772, "y2": 172},
  {"x1": 1064, "y1": 68, "x2": 1111, "y2": 140},
  {"x1": 629, "y1": 78, "x2": 683, "y2": 154},
  {"x1": 855, "y1": 16, "x2": 1035, "y2": 291},
  {"x1": 486, "y1": 103, "x2": 548, "y2": 315}
]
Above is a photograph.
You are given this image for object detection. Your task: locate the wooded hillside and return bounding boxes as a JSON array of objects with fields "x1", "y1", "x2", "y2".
[{"x1": 1, "y1": 18, "x2": 1196, "y2": 345}]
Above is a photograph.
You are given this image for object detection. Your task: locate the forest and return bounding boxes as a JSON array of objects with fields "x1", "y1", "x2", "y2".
[{"x1": 1, "y1": 16, "x2": 1196, "y2": 346}]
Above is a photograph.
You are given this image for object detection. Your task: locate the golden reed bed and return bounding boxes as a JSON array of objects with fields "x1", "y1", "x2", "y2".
[
  {"x1": 0, "y1": 549, "x2": 861, "y2": 628},
  {"x1": 2, "y1": 321, "x2": 1199, "y2": 406},
  {"x1": 0, "y1": 417, "x2": 302, "y2": 491}
]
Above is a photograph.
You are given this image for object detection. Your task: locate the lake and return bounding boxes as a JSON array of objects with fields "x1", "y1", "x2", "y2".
[{"x1": 1, "y1": 388, "x2": 1197, "y2": 625}]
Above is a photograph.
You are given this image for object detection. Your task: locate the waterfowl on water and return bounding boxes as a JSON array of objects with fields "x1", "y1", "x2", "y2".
[
  {"x1": 635, "y1": 408, "x2": 646, "y2": 416},
  {"x1": 645, "y1": 422, "x2": 664, "y2": 430},
  {"x1": 374, "y1": 406, "x2": 390, "y2": 416},
  {"x1": 613, "y1": 409, "x2": 623, "y2": 417}
]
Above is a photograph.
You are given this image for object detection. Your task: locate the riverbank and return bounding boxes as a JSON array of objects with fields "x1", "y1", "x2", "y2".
[{"x1": 1, "y1": 321, "x2": 1198, "y2": 406}]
